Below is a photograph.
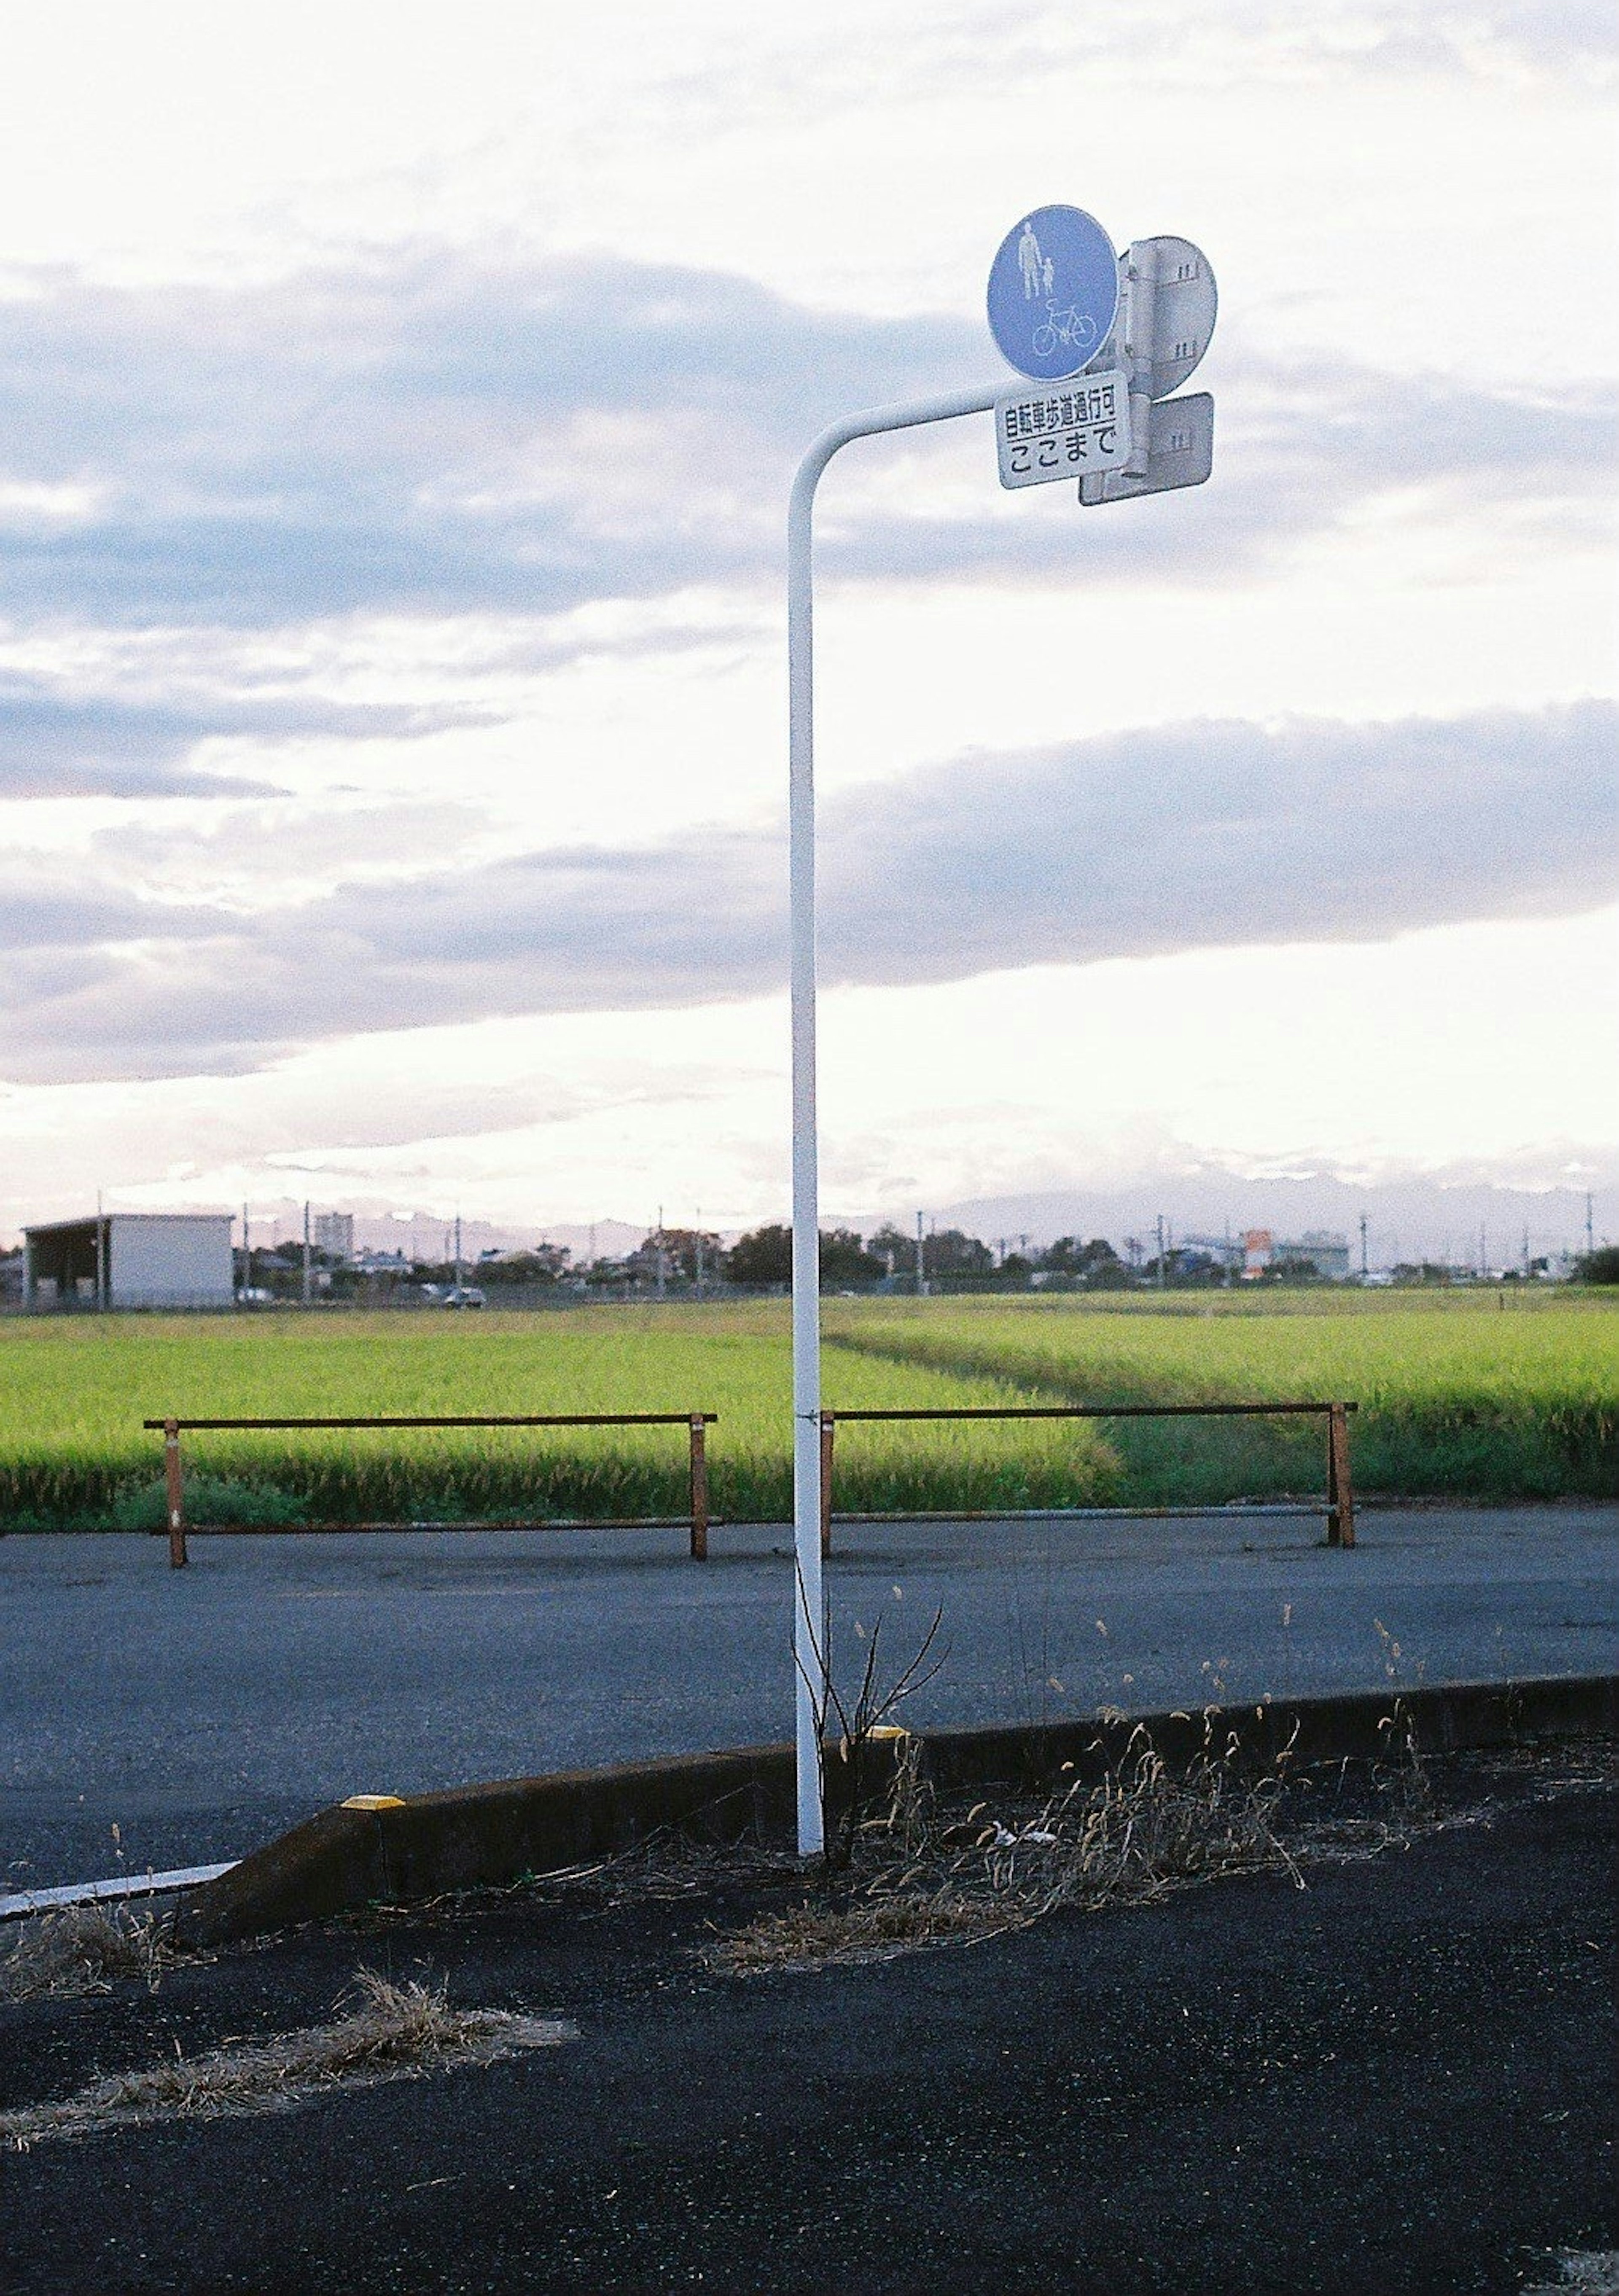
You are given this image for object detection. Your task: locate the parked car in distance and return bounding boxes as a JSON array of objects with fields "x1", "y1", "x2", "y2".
[{"x1": 439, "y1": 1285, "x2": 486, "y2": 1309}]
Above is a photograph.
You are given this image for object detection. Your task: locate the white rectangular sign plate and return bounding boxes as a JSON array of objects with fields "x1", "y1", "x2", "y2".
[
  {"x1": 995, "y1": 370, "x2": 1131, "y2": 490},
  {"x1": 1078, "y1": 392, "x2": 1213, "y2": 506}
]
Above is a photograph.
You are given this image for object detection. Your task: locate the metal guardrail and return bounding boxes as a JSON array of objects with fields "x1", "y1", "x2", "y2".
[
  {"x1": 142, "y1": 1412, "x2": 717, "y2": 1568},
  {"x1": 814, "y1": 1400, "x2": 1358, "y2": 1555},
  {"x1": 143, "y1": 1398, "x2": 1357, "y2": 1569}
]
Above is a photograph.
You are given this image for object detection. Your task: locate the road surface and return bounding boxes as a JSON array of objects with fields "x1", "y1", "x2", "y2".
[{"x1": 4, "y1": 1504, "x2": 1615, "y2": 1887}]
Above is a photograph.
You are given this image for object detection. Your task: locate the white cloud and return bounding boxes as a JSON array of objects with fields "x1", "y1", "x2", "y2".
[
  {"x1": 0, "y1": 701, "x2": 1608, "y2": 1079},
  {"x1": 3, "y1": 904, "x2": 1614, "y2": 1232}
]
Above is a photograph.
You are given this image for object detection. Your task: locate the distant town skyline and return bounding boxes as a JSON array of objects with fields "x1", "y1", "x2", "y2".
[
  {"x1": 1, "y1": 3, "x2": 1613, "y2": 1229},
  {"x1": 8, "y1": 1169, "x2": 1601, "y2": 1276}
]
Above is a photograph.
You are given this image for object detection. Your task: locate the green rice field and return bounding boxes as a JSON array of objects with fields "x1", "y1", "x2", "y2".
[
  {"x1": 0, "y1": 1305, "x2": 1113, "y2": 1529},
  {"x1": 0, "y1": 1289, "x2": 1614, "y2": 1529},
  {"x1": 824, "y1": 1290, "x2": 1619, "y2": 1507}
]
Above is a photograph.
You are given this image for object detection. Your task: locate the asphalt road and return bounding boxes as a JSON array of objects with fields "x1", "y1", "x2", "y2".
[
  {"x1": 4, "y1": 1505, "x2": 1616, "y2": 1888},
  {"x1": 4, "y1": 1758, "x2": 1614, "y2": 2293}
]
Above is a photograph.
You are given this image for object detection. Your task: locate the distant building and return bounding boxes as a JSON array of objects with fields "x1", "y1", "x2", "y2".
[
  {"x1": 312, "y1": 1211, "x2": 355, "y2": 1260},
  {"x1": 1238, "y1": 1227, "x2": 1351, "y2": 1281},
  {"x1": 22, "y1": 1214, "x2": 235, "y2": 1310},
  {"x1": 1275, "y1": 1230, "x2": 1352, "y2": 1281}
]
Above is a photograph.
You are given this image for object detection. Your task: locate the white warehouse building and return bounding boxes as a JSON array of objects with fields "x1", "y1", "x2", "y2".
[{"x1": 22, "y1": 1213, "x2": 235, "y2": 1311}]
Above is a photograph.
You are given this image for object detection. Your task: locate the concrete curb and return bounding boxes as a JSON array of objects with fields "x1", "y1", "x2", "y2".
[{"x1": 172, "y1": 1672, "x2": 1619, "y2": 1947}]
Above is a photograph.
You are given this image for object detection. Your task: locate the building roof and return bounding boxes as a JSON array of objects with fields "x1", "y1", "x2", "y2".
[{"x1": 23, "y1": 1211, "x2": 234, "y2": 1240}]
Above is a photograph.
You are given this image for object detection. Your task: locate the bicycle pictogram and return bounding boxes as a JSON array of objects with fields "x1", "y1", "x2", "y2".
[{"x1": 1031, "y1": 302, "x2": 1099, "y2": 361}]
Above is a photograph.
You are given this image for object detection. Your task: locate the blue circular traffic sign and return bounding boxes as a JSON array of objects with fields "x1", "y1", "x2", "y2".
[{"x1": 987, "y1": 205, "x2": 1119, "y2": 382}]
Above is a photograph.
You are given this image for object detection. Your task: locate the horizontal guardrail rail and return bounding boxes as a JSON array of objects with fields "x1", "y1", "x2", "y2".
[
  {"x1": 143, "y1": 1412, "x2": 717, "y2": 1569},
  {"x1": 815, "y1": 1400, "x2": 1357, "y2": 1555}
]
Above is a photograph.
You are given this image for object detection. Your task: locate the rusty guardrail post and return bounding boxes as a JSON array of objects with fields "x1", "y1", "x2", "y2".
[
  {"x1": 819, "y1": 1411, "x2": 835, "y2": 1559},
  {"x1": 688, "y1": 1414, "x2": 709, "y2": 1561},
  {"x1": 163, "y1": 1418, "x2": 187, "y2": 1569},
  {"x1": 1326, "y1": 1402, "x2": 1355, "y2": 1548}
]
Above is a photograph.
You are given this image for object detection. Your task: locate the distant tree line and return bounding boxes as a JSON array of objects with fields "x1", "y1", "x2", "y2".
[{"x1": 60, "y1": 1224, "x2": 1610, "y2": 1313}]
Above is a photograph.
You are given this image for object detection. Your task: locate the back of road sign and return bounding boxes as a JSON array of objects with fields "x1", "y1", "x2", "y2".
[
  {"x1": 1100, "y1": 237, "x2": 1218, "y2": 401},
  {"x1": 987, "y1": 206, "x2": 1119, "y2": 382},
  {"x1": 1078, "y1": 393, "x2": 1213, "y2": 505}
]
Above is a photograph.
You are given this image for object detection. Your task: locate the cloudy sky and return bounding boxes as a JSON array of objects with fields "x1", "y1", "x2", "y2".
[{"x1": 1, "y1": 0, "x2": 1614, "y2": 1241}]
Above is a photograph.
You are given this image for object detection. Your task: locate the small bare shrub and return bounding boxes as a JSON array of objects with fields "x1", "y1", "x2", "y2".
[{"x1": 794, "y1": 1573, "x2": 947, "y2": 1870}]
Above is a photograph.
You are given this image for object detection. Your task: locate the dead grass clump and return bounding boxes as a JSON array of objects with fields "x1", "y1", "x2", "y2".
[
  {"x1": 724, "y1": 1888, "x2": 1023, "y2": 1973},
  {"x1": 0, "y1": 1904, "x2": 172, "y2": 2003},
  {"x1": 722, "y1": 1716, "x2": 1303, "y2": 1973},
  {"x1": 2, "y1": 1969, "x2": 576, "y2": 2148}
]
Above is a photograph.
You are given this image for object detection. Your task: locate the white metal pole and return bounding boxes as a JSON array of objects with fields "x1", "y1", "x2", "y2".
[
  {"x1": 1121, "y1": 239, "x2": 1157, "y2": 480},
  {"x1": 788, "y1": 382, "x2": 998, "y2": 1857}
]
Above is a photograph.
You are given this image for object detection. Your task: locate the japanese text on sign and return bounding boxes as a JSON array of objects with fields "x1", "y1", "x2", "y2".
[{"x1": 995, "y1": 370, "x2": 1131, "y2": 490}]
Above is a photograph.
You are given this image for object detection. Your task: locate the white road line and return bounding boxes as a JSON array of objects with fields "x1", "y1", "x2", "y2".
[{"x1": 0, "y1": 1863, "x2": 235, "y2": 1922}]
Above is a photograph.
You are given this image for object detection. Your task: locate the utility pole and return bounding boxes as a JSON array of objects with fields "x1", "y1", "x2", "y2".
[
  {"x1": 242, "y1": 1203, "x2": 250, "y2": 1302},
  {"x1": 915, "y1": 1211, "x2": 926, "y2": 1297},
  {"x1": 1155, "y1": 1213, "x2": 1166, "y2": 1289},
  {"x1": 656, "y1": 1206, "x2": 666, "y2": 1301},
  {"x1": 695, "y1": 1213, "x2": 705, "y2": 1301},
  {"x1": 1587, "y1": 1192, "x2": 1596, "y2": 1259},
  {"x1": 302, "y1": 1200, "x2": 312, "y2": 1306},
  {"x1": 454, "y1": 1211, "x2": 463, "y2": 1292},
  {"x1": 1479, "y1": 1224, "x2": 1487, "y2": 1279},
  {"x1": 1359, "y1": 1213, "x2": 1369, "y2": 1281}
]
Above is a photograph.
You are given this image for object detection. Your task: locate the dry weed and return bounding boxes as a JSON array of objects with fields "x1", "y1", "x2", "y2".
[
  {"x1": 2, "y1": 1969, "x2": 576, "y2": 2148},
  {"x1": 0, "y1": 1904, "x2": 173, "y2": 2003},
  {"x1": 722, "y1": 1715, "x2": 1305, "y2": 1973},
  {"x1": 724, "y1": 1889, "x2": 1025, "y2": 1973}
]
